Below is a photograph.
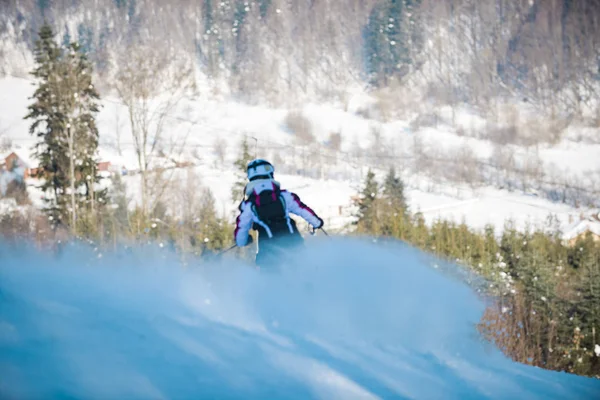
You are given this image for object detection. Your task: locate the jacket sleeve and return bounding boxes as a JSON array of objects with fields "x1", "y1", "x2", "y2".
[
  {"x1": 234, "y1": 201, "x2": 254, "y2": 246},
  {"x1": 282, "y1": 191, "x2": 324, "y2": 229}
]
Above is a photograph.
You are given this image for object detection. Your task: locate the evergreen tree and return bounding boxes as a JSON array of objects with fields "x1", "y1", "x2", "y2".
[
  {"x1": 25, "y1": 23, "x2": 104, "y2": 233},
  {"x1": 63, "y1": 41, "x2": 106, "y2": 219},
  {"x1": 106, "y1": 172, "x2": 130, "y2": 240},
  {"x1": 363, "y1": 4, "x2": 387, "y2": 85},
  {"x1": 58, "y1": 40, "x2": 104, "y2": 235},
  {"x1": 37, "y1": 0, "x2": 50, "y2": 15},
  {"x1": 380, "y1": 166, "x2": 408, "y2": 236},
  {"x1": 203, "y1": 0, "x2": 224, "y2": 77},
  {"x1": 258, "y1": 0, "x2": 272, "y2": 19},
  {"x1": 231, "y1": 136, "x2": 253, "y2": 203},
  {"x1": 76, "y1": 23, "x2": 94, "y2": 54},
  {"x1": 195, "y1": 188, "x2": 232, "y2": 254},
  {"x1": 363, "y1": 0, "x2": 422, "y2": 86},
  {"x1": 25, "y1": 23, "x2": 69, "y2": 227},
  {"x1": 355, "y1": 169, "x2": 379, "y2": 233},
  {"x1": 408, "y1": 211, "x2": 428, "y2": 247},
  {"x1": 383, "y1": 166, "x2": 407, "y2": 212},
  {"x1": 231, "y1": 0, "x2": 250, "y2": 73},
  {"x1": 573, "y1": 234, "x2": 600, "y2": 363},
  {"x1": 61, "y1": 27, "x2": 71, "y2": 49}
]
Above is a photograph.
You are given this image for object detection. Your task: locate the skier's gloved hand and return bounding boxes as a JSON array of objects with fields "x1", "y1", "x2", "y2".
[
  {"x1": 309, "y1": 220, "x2": 324, "y2": 236},
  {"x1": 315, "y1": 218, "x2": 324, "y2": 230}
]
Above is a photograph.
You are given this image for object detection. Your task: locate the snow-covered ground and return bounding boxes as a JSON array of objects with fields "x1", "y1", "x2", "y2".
[
  {"x1": 1, "y1": 239, "x2": 599, "y2": 399},
  {"x1": 1, "y1": 76, "x2": 598, "y2": 235}
]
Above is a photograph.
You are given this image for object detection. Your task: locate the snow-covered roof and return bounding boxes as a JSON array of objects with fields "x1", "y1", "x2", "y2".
[{"x1": 562, "y1": 216, "x2": 600, "y2": 240}]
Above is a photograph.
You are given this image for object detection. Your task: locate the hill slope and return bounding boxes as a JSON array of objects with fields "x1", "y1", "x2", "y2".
[{"x1": 1, "y1": 238, "x2": 599, "y2": 399}]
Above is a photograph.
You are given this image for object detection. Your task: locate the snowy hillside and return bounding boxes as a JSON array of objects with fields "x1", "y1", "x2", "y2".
[
  {"x1": 1, "y1": 76, "x2": 597, "y2": 235},
  {"x1": 1, "y1": 238, "x2": 599, "y2": 399}
]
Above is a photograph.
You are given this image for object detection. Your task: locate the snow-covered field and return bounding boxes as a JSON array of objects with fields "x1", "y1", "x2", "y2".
[
  {"x1": 1, "y1": 76, "x2": 598, "y2": 235},
  {"x1": 1, "y1": 239, "x2": 599, "y2": 399}
]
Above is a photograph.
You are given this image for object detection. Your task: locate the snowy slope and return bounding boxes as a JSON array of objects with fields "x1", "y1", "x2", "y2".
[
  {"x1": 1, "y1": 76, "x2": 597, "y2": 234},
  {"x1": 1, "y1": 239, "x2": 599, "y2": 399}
]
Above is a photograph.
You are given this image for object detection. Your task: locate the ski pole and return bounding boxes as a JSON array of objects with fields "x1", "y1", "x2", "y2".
[
  {"x1": 310, "y1": 226, "x2": 330, "y2": 237},
  {"x1": 217, "y1": 244, "x2": 237, "y2": 257}
]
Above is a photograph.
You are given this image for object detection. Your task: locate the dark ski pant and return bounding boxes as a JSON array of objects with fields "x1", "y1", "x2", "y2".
[{"x1": 255, "y1": 235, "x2": 304, "y2": 270}]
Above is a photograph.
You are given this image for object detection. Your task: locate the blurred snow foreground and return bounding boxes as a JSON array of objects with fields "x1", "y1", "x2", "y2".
[{"x1": 1, "y1": 238, "x2": 599, "y2": 400}]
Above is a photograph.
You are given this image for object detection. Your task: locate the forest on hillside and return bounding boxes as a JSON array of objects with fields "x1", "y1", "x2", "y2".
[{"x1": 1, "y1": 0, "x2": 599, "y2": 117}]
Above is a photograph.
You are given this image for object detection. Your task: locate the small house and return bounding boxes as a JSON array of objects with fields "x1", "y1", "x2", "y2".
[
  {"x1": 97, "y1": 161, "x2": 112, "y2": 172},
  {"x1": 1, "y1": 151, "x2": 32, "y2": 178},
  {"x1": 562, "y1": 211, "x2": 600, "y2": 246}
]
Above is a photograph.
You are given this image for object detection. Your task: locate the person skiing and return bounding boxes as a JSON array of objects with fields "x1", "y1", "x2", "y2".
[{"x1": 234, "y1": 159, "x2": 324, "y2": 267}]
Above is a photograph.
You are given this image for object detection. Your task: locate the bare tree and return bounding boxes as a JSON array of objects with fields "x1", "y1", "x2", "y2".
[
  {"x1": 327, "y1": 132, "x2": 342, "y2": 152},
  {"x1": 452, "y1": 144, "x2": 482, "y2": 188},
  {"x1": 213, "y1": 138, "x2": 227, "y2": 167},
  {"x1": 114, "y1": 42, "x2": 195, "y2": 217},
  {"x1": 114, "y1": 103, "x2": 123, "y2": 156},
  {"x1": 0, "y1": 118, "x2": 12, "y2": 151},
  {"x1": 284, "y1": 110, "x2": 315, "y2": 145}
]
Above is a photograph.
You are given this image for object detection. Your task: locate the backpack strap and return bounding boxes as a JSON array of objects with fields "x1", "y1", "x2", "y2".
[
  {"x1": 251, "y1": 202, "x2": 274, "y2": 239},
  {"x1": 278, "y1": 192, "x2": 296, "y2": 234},
  {"x1": 249, "y1": 189, "x2": 274, "y2": 239}
]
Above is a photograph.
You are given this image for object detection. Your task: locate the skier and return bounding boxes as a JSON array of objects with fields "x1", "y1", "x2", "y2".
[{"x1": 234, "y1": 159, "x2": 324, "y2": 268}]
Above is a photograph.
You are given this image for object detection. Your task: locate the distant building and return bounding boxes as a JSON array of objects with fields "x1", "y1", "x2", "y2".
[
  {"x1": 97, "y1": 161, "x2": 112, "y2": 172},
  {"x1": 1, "y1": 151, "x2": 32, "y2": 178},
  {"x1": 562, "y1": 211, "x2": 600, "y2": 246},
  {"x1": 2, "y1": 151, "x2": 114, "y2": 180}
]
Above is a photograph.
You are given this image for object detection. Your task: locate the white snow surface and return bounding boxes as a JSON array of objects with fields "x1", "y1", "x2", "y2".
[{"x1": 1, "y1": 238, "x2": 599, "y2": 399}]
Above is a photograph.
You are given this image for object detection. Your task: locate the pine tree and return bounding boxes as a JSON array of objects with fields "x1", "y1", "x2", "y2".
[
  {"x1": 63, "y1": 41, "x2": 106, "y2": 220},
  {"x1": 195, "y1": 188, "x2": 232, "y2": 254},
  {"x1": 573, "y1": 235, "x2": 600, "y2": 366},
  {"x1": 383, "y1": 166, "x2": 407, "y2": 212},
  {"x1": 363, "y1": 4, "x2": 387, "y2": 85},
  {"x1": 203, "y1": 0, "x2": 226, "y2": 77},
  {"x1": 409, "y1": 211, "x2": 428, "y2": 248},
  {"x1": 76, "y1": 23, "x2": 94, "y2": 54},
  {"x1": 258, "y1": 0, "x2": 272, "y2": 18},
  {"x1": 363, "y1": 0, "x2": 422, "y2": 86},
  {"x1": 106, "y1": 172, "x2": 130, "y2": 241},
  {"x1": 58, "y1": 40, "x2": 103, "y2": 235},
  {"x1": 355, "y1": 169, "x2": 379, "y2": 233},
  {"x1": 380, "y1": 166, "x2": 408, "y2": 236},
  {"x1": 231, "y1": 136, "x2": 254, "y2": 203},
  {"x1": 25, "y1": 23, "x2": 104, "y2": 234},
  {"x1": 25, "y1": 23, "x2": 69, "y2": 227}
]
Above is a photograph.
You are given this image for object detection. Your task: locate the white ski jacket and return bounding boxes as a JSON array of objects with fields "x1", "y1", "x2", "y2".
[{"x1": 234, "y1": 179, "x2": 323, "y2": 247}]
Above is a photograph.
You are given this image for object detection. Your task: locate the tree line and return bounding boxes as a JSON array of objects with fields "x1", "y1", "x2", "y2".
[{"x1": 353, "y1": 167, "x2": 600, "y2": 378}]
